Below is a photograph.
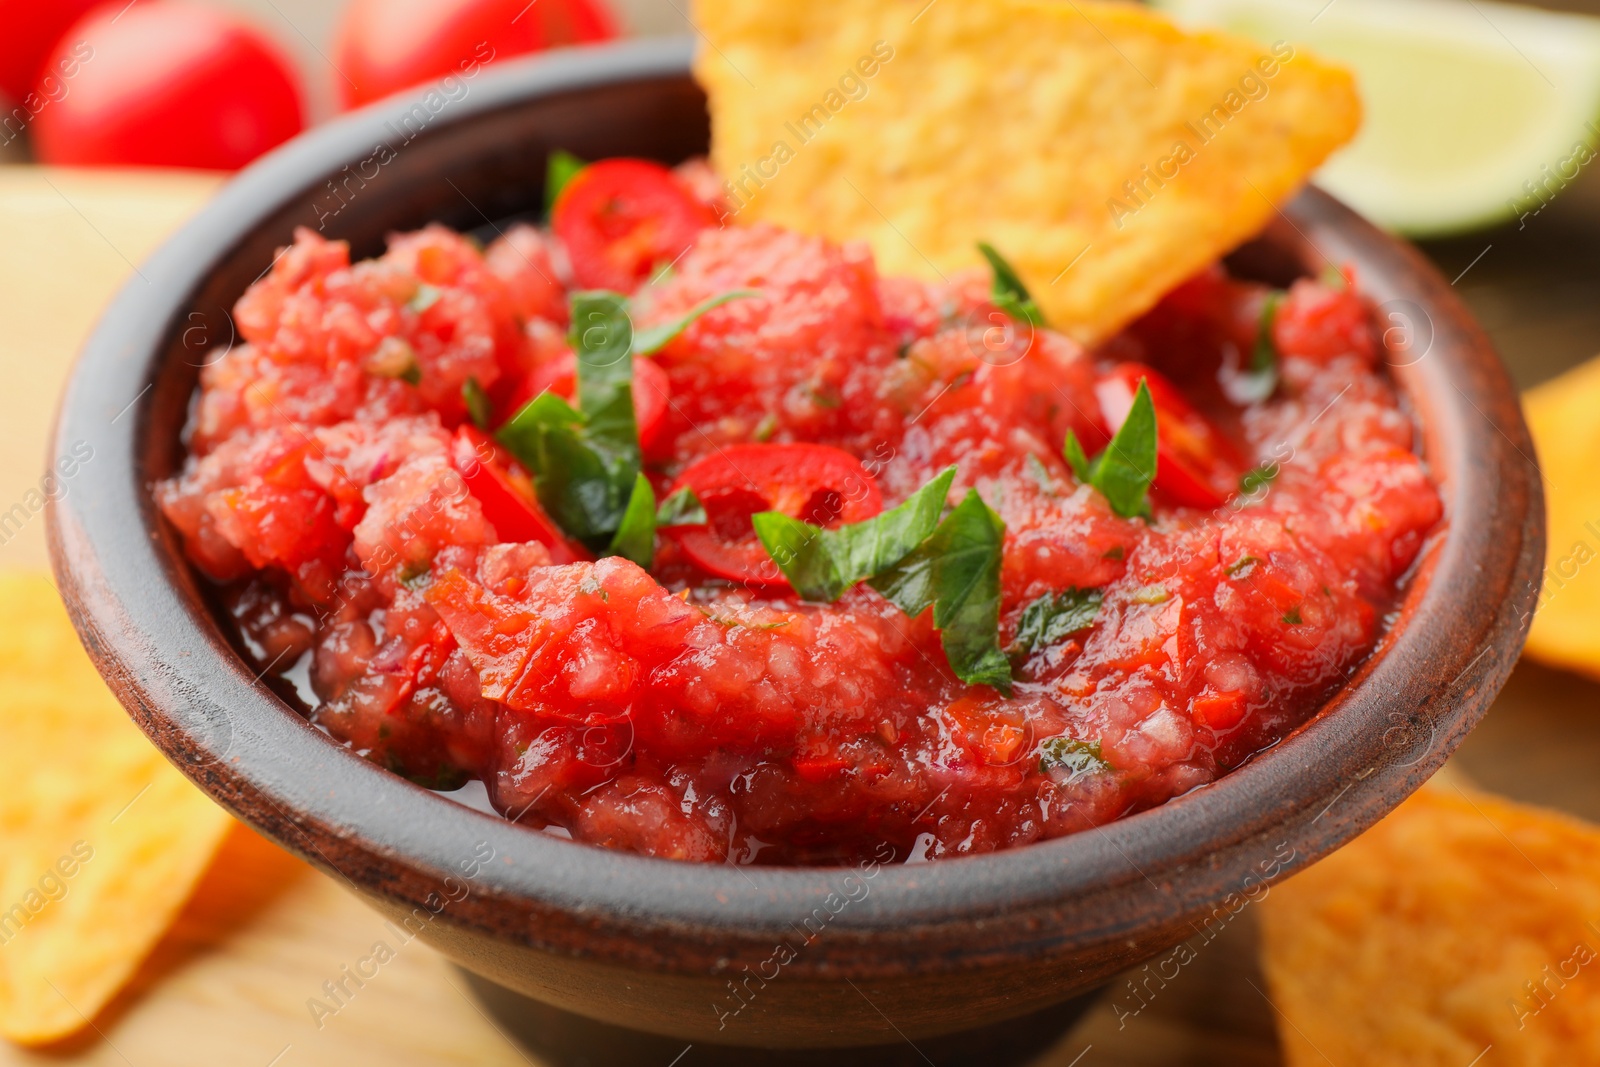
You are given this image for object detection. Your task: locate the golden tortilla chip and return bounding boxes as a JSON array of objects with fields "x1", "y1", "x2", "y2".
[
  {"x1": 1524, "y1": 355, "x2": 1600, "y2": 680},
  {"x1": 1259, "y1": 782, "x2": 1600, "y2": 1066},
  {"x1": 0, "y1": 571, "x2": 233, "y2": 1045},
  {"x1": 693, "y1": 0, "x2": 1360, "y2": 345}
]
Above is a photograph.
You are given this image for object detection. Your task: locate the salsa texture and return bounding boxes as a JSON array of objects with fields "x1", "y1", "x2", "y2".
[{"x1": 159, "y1": 157, "x2": 1441, "y2": 866}]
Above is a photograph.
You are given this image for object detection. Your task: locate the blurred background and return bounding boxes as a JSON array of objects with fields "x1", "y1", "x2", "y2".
[{"x1": 3, "y1": 0, "x2": 1599, "y2": 1063}]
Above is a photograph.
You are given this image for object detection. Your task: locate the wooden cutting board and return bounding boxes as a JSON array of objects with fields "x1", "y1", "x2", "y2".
[{"x1": 0, "y1": 164, "x2": 1281, "y2": 1067}]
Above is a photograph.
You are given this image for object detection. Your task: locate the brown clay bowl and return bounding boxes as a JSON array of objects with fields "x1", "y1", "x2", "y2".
[{"x1": 46, "y1": 37, "x2": 1542, "y2": 1055}]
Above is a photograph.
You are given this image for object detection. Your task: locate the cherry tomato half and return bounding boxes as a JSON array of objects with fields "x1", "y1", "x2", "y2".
[
  {"x1": 668, "y1": 444, "x2": 884, "y2": 586},
  {"x1": 551, "y1": 159, "x2": 718, "y2": 293},
  {"x1": 0, "y1": 0, "x2": 101, "y2": 103},
  {"x1": 32, "y1": 3, "x2": 304, "y2": 170},
  {"x1": 451, "y1": 426, "x2": 588, "y2": 563},
  {"x1": 1094, "y1": 363, "x2": 1245, "y2": 509},
  {"x1": 333, "y1": 0, "x2": 618, "y2": 110},
  {"x1": 500, "y1": 354, "x2": 671, "y2": 448}
]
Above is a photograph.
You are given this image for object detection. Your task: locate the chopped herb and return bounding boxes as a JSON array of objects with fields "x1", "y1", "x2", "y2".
[
  {"x1": 608, "y1": 474, "x2": 657, "y2": 568},
  {"x1": 1064, "y1": 378, "x2": 1157, "y2": 519},
  {"x1": 1131, "y1": 585, "x2": 1170, "y2": 605},
  {"x1": 1024, "y1": 453, "x2": 1056, "y2": 495},
  {"x1": 633, "y1": 289, "x2": 759, "y2": 355},
  {"x1": 1252, "y1": 290, "x2": 1285, "y2": 375},
  {"x1": 1103, "y1": 545, "x2": 1125, "y2": 561},
  {"x1": 754, "y1": 467, "x2": 957, "y2": 603},
  {"x1": 868, "y1": 489, "x2": 1012, "y2": 692},
  {"x1": 1239, "y1": 463, "x2": 1280, "y2": 495},
  {"x1": 399, "y1": 361, "x2": 422, "y2": 386},
  {"x1": 398, "y1": 563, "x2": 430, "y2": 590},
  {"x1": 753, "y1": 413, "x2": 778, "y2": 442},
  {"x1": 1039, "y1": 737, "x2": 1108, "y2": 779},
  {"x1": 462, "y1": 376, "x2": 492, "y2": 430},
  {"x1": 1283, "y1": 605, "x2": 1304, "y2": 625},
  {"x1": 1319, "y1": 263, "x2": 1347, "y2": 290},
  {"x1": 656, "y1": 485, "x2": 707, "y2": 527},
  {"x1": 976, "y1": 242, "x2": 1044, "y2": 327},
  {"x1": 544, "y1": 148, "x2": 587, "y2": 214},
  {"x1": 1226, "y1": 555, "x2": 1259, "y2": 579},
  {"x1": 805, "y1": 381, "x2": 842, "y2": 409},
  {"x1": 408, "y1": 283, "x2": 442, "y2": 314},
  {"x1": 1011, "y1": 588, "x2": 1103, "y2": 657},
  {"x1": 498, "y1": 291, "x2": 642, "y2": 548}
]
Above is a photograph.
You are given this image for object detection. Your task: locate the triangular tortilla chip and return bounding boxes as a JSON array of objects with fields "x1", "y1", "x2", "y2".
[
  {"x1": 693, "y1": 0, "x2": 1360, "y2": 344},
  {"x1": 1260, "y1": 782, "x2": 1600, "y2": 1066},
  {"x1": 1524, "y1": 355, "x2": 1600, "y2": 680},
  {"x1": 0, "y1": 571, "x2": 233, "y2": 1044}
]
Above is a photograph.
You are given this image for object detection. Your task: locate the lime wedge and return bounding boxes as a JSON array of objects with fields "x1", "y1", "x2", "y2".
[{"x1": 1154, "y1": 0, "x2": 1600, "y2": 236}]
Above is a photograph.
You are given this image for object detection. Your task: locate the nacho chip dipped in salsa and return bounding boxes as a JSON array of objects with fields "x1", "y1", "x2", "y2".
[{"x1": 153, "y1": 2, "x2": 1440, "y2": 865}]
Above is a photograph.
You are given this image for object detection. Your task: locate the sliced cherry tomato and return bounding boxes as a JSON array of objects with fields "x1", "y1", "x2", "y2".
[
  {"x1": 1094, "y1": 363, "x2": 1245, "y2": 509},
  {"x1": 669, "y1": 444, "x2": 884, "y2": 586},
  {"x1": 552, "y1": 159, "x2": 717, "y2": 293},
  {"x1": 501, "y1": 353, "x2": 671, "y2": 447},
  {"x1": 333, "y1": 0, "x2": 618, "y2": 110},
  {"x1": 32, "y1": 4, "x2": 304, "y2": 170},
  {"x1": 451, "y1": 426, "x2": 588, "y2": 563}
]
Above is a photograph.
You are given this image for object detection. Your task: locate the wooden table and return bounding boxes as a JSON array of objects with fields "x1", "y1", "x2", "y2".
[{"x1": 2, "y1": 160, "x2": 1597, "y2": 1067}]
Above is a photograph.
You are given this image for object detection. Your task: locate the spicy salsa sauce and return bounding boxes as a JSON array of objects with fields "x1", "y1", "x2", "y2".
[{"x1": 159, "y1": 157, "x2": 1441, "y2": 866}]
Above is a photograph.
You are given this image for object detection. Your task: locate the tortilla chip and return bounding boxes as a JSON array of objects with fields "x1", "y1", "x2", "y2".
[
  {"x1": 1259, "y1": 782, "x2": 1600, "y2": 1066},
  {"x1": 1524, "y1": 355, "x2": 1600, "y2": 680},
  {"x1": 0, "y1": 571, "x2": 233, "y2": 1045},
  {"x1": 693, "y1": 0, "x2": 1360, "y2": 345}
]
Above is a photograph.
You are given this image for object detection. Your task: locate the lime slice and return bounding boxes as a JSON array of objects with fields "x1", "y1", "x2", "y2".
[{"x1": 1154, "y1": 0, "x2": 1600, "y2": 236}]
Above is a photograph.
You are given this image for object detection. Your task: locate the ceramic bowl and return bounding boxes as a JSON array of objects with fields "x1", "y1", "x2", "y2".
[{"x1": 47, "y1": 37, "x2": 1542, "y2": 1054}]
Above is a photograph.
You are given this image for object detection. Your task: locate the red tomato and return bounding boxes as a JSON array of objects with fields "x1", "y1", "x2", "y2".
[
  {"x1": 31, "y1": 3, "x2": 303, "y2": 170},
  {"x1": 333, "y1": 0, "x2": 618, "y2": 110},
  {"x1": 552, "y1": 159, "x2": 718, "y2": 293},
  {"x1": 0, "y1": 0, "x2": 100, "y2": 103},
  {"x1": 501, "y1": 353, "x2": 671, "y2": 446},
  {"x1": 1095, "y1": 363, "x2": 1245, "y2": 509},
  {"x1": 451, "y1": 426, "x2": 588, "y2": 563},
  {"x1": 668, "y1": 444, "x2": 884, "y2": 586}
]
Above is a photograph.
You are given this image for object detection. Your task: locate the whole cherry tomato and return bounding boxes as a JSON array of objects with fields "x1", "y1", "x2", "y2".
[
  {"x1": 668, "y1": 444, "x2": 884, "y2": 586},
  {"x1": 0, "y1": 0, "x2": 100, "y2": 104},
  {"x1": 31, "y1": 3, "x2": 304, "y2": 170},
  {"x1": 452, "y1": 426, "x2": 588, "y2": 562},
  {"x1": 1095, "y1": 363, "x2": 1245, "y2": 509},
  {"x1": 333, "y1": 0, "x2": 618, "y2": 110},
  {"x1": 551, "y1": 158, "x2": 718, "y2": 292},
  {"x1": 501, "y1": 353, "x2": 671, "y2": 447}
]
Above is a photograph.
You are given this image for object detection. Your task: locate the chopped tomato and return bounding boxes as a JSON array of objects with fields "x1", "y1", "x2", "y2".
[
  {"x1": 451, "y1": 426, "x2": 588, "y2": 563},
  {"x1": 551, "y1": 159, "x2": 717, "y2": 292},
  {"x1": 501, "y1": 353, "x2": 671, "y2": 447},
  {"x1": 1095, "y1": 363, "x2": 1245, "y2": 509},
  {"x1": 668, "y1": 444, "x2": 884, "y2": 586}
]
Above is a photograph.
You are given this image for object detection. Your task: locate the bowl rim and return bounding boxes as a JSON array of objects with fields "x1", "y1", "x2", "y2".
[{"x1": 47, "y1": 36, "x2": 1543, "y2": 974}]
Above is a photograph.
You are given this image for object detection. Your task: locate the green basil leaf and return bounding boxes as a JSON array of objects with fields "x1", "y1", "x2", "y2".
[
  {"x1": 608, "y1": 474, "x2": 657, "y2": 568},
  {"x1": 1239, "y1": 462, "x2": 1280, "y2": 496},
  {"x1": 462, "y1": 376, "x2": 491, "y2": 430},
  {"x1": 632, "y1": 289, "x2": 760, "y2": 356},
  {"x1": 656, "y1": 485, "x2": 708, "y2": 527},
  {"x1": 1039, "y1": 736, "x2": 1108, "y2": 779},
  {"x1": 1252, "y1": 290, "x2": 1284, "y2": 375},
  {"x1": 544, "y1": 149, "x2": 587, "y2": 214},
  {"x1": 1065, "y1": 379, "x2": 1157, "y2": 519},
  {"x1": 496, "y1": 291, "x2": 645, "y2": 548},
  {"x1": 977, "y1": 242, "x2": 1044, "y2": 328},
  {"x1": 869, "y1": 488, "x2": 1012, "y2": 693},
  {"x1": 1011, "y1": 588, "x2": 1103, "y2": 656},
  {"x1": 753, "y1": 466, "x2": 956, "y2": 603}
]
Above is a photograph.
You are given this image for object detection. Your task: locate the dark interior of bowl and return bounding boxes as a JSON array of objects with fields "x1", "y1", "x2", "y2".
[{"x1": 48, "y1": 38, "x2": 1544, "y2": 1048}]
